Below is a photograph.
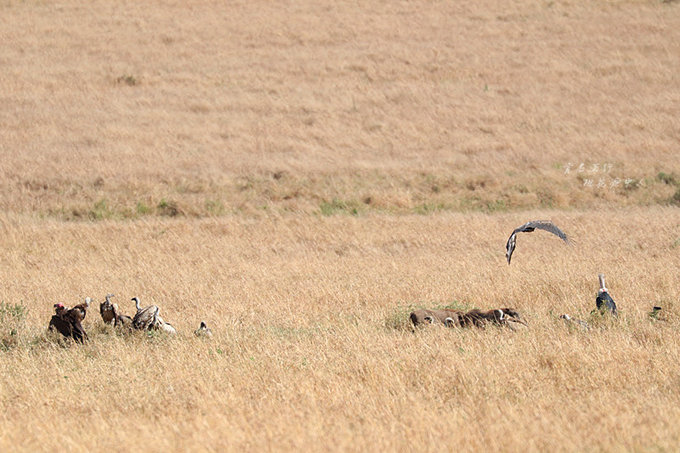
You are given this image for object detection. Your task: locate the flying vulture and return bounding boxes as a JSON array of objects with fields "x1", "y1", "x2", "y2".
[{"x1": 505, "y1": 220, "x2": 570, "y2": 264}]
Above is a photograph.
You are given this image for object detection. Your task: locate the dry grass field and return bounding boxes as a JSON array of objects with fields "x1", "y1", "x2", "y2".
[{"x1": 1, "y1": 0, "x2": 680, "y2": 451}]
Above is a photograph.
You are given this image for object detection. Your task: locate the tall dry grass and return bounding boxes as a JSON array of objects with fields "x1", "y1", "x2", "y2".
[
  {"x1": 1, "y1": 209, "x2": 679, "y2": 451},
  {"x1": 1, "y1": 0, "x2": 680, "y2": 451}
]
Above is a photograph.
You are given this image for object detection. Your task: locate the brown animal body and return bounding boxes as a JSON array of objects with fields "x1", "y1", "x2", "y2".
[
  {"x1": 410, "y1": 309, "x2": 464, "y2": 328},
  {"x1": 410, "y1": 307, "x2": 527, "y2": 330},
  {"x1": 460, "y1": 308, "x2": 527, "y2": 329},
  {"x1": 115, "y1": 312, "x2": 133, "y2": 327}
]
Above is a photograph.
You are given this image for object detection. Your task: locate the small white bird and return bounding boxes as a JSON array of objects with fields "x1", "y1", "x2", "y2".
[{"x1": 560, "y1": 314, "x2": 590, "y2": 331}]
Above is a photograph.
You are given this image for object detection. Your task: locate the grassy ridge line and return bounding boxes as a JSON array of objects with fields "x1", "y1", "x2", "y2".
[{"x1": 1, "y1": 169, "x2": 679, "y2": 220}]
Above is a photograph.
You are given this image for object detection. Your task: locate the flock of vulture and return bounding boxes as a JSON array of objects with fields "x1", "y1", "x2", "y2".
[
  {"x1": 48, "y1": 294, "x2": 212, "y2": 343},
  {"x1": 46, "y1": 220, "x2": 660, "y2": 343}
]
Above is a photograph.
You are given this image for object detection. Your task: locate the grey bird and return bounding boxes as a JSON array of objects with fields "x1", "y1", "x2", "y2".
[
  {"x1": 505, "y1": 220, "x2": 570, "y2": 264},
  {"x1": 560, "y1": 314, "x2": 590, "y2": 331},
  {"x1": 131, "y1": 297, "x2": 176, "y2": 334},
  {"x1": 194, "y1": 321, "x2": 213, "y2": 338},
  {"x1": 131, "y1": 297, "x2": 160, "y2": 331}
]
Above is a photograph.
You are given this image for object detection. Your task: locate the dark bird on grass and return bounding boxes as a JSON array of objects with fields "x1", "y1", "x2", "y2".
[
  {"x1": 595, "y1": 273, "x2": 617, "y2": 315},
  {"x1": 100, "y1": 294, "x2": 117, "y2": 325},
  {"x1": 48, "y1": 303, "x2": 88, "y2": 343},
  {"x1": 100, "y1": 294, "x2": 133, "y2": 327},
  {"x1": 194, "y1": 321, "x2": 213, "y2": 338},
  {"x1": 71, "y1": 297, "x2": 91, "y2": 321},
  {"x1": 649, "y1": 306, "x2": 663, "y2": 320},
  {"x1": 505, "y1": 220, "x2": 570, "y2": 264}
]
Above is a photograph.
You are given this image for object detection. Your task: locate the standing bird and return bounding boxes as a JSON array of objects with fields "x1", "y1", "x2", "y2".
[
  {"x1": 194, "y1": 321, "x2": 213, "y2": 338},
  {"x1": 71, "y1": 297, "x2": 91, "y2": 321},
  {"x1": 595, "y1": 273, "x2": 617, "y2": 315},
  {"x1": 100, "y1": 294, "x2": 117, "y2": 325},
  {"x1": 505, "y1": 220, "x2": 570, "y2": 264},
  {"x1": 49, "y1": 303, "x2": 73, "y2": 338},
  {"x1": 100, "y1": 294, "x2": 133, "y2": 327}
]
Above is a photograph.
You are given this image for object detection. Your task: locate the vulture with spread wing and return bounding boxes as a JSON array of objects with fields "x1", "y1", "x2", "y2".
[
  {"x1": 48, "y1": 303, "x2": 88, "y2": 343},
  {"x1": 131, "y1": 297, "x2": 176, "y2": 334},
  {"x1": 131, "y1": 297, "x2": 159, "y2": 331},
  {"x1": 505, "y1": 220, "x2": 570, "y2": 264}
]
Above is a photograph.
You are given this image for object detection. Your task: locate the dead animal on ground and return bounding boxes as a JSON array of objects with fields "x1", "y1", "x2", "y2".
[
  {"x1": 460, "y1": 308, "x2": 528, "y2": 329},
  {"x1": 410, "y1": 309, "x2": 464, "y2": 328},
  {"x1": 649, "y1": 306, "x2": 666, "y2": 321}
]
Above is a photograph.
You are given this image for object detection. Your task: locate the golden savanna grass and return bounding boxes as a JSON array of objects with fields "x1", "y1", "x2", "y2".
[{"x1": 1, "y1": 0, "x2": 680, "y2": 451}]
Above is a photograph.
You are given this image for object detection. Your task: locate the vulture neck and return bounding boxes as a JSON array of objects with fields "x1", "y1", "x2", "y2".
[{"x1": 598, "y1": 274, "x2": 607, "y2": 293}]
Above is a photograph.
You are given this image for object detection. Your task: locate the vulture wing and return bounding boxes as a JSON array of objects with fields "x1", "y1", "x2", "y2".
[
  {"x1": 48, "y1": 315, "x2": 73, "y2": 338},
  {"x1": 133, "y1": 305, "x2": 160, "y2": 331},
  {"x1": 505, "y1": 220, "x2": 570, "y2": 264}
]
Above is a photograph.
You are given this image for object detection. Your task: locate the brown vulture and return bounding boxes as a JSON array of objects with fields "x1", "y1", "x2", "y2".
[
  {"x1": 100, "y1": 294, "x2": 132, "y2": 327},
  {"x1": 48, "y1": 303, "x2": 88, "y2": 343}
]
